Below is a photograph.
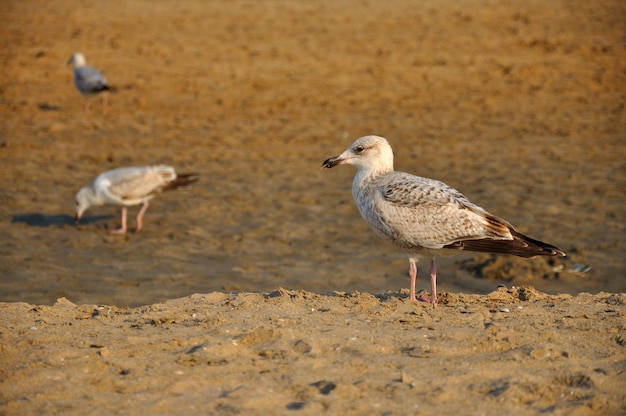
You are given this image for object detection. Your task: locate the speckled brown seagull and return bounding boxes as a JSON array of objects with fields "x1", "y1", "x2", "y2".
[
  {"x1": 321, "y1": 135, "x2": 566, "y2": 305},
  {"x1": 75, "y1": 165, "x2": 198, "y2": 235}
]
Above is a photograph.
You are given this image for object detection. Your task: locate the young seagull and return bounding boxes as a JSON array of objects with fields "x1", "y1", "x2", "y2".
[
  {"x1": 68, "y1": 52, "x2": 110, "y2": 114},
  {"x1": 75, "y1": 165, "x2": 199, "y2": 235},
  {"x1": 321, "y1": 135, "x2": 566, "y2": 305}
]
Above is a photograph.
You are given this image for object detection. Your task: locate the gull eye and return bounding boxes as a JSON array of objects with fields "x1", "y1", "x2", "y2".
[{"x1": 355, "y1": 145, "x2": 365, "y2": 153}]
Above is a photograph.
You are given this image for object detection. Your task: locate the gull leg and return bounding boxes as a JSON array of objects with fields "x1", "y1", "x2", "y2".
[
  {"x1": 101, "y1": 91, "x2": 109, "y2": 114},
  {"x1": 409, "y1": 258, "x2": 431, "y2": 303},
  {"x1": 111, "y1": 207, "x2": 128, "y2": 235},
  {"x1": 429, "y1": 258, "x2": 438, "y2": 306},
  {"x1": 408, "y1": 259, "x2": 417, "y2": 301},
  {"x1": 409, "y1": 258, "x2": 432, "y2": 302},
  {"x1": 134, "y1": 201, "x2": 149, "y2": 233}
]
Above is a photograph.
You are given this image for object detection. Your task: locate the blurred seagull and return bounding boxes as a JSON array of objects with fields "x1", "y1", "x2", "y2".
[
  {"x1": 322, "y1": 135, "x2": 566, "y2": 305},
  {"x1": 75, "y1": 165, "x2": 199, "y2": 235},
  {"x1": 68, "y1": 52, "x2": 110, "y2": 114}
]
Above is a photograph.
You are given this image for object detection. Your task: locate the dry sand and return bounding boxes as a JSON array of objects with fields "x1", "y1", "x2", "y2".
[
  {"x1": 2, "y1": 289, "x2": 625, "y2": 415},
  {"x1": 1, "y1": 0, "x2": 625, "y2": 414}
]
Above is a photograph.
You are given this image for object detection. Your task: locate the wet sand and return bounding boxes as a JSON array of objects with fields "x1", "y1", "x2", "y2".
[{"x1": 1, "y1": 0, "x2": 625, "y2": 414}]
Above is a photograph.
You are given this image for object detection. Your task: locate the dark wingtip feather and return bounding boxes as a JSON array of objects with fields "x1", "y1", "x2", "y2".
[
  {"x1": 164, "y1": 173, "x2": 199, "y2": 191},
  {"x1": 445, "y1": 229, "x2": 566, "y2": 258},
  {"x1": 176, "y1": 173, "x2": 199, "y2": 186},
  {"x1": 92, "y1": 84, "x2": 110, "y2": 93},
  {"x1": 511, "y1": 230, "x2": 566, "y2": 258},
  {"x1": 177, "y1": 173, "x2": 199, "y2": 181}
]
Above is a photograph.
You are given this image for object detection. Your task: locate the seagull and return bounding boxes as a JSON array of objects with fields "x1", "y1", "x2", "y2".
[
  {"x1": 321, "y1": 135, "x2": 566, "y2": 305},
  {"x1": 68, "y1": 52, "x2": 110, "y2": 114},
  {"x1": 74, "y1": 165, "x2": 199, "y2": 235}
]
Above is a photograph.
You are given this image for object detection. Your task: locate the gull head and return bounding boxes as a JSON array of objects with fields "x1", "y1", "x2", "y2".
[
  {"x1": 68, "y1": 52, "x2": 87, "y2": 68},
  {"x1": 321, "y1": 135, "x2": 394, "y2": 174},
  {"x1": 74, "y1": 186, "x2": 93, "y2": 222}
]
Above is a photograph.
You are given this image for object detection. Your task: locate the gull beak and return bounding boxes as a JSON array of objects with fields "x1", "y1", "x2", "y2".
[
  {"x1": 321, "y1": 155, "x2": 344, "y2": 169},
  {"x1": 74, "y1": 212, "x2": 81, "y2": 223}
]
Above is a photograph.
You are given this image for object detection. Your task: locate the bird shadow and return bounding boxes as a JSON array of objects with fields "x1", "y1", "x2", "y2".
[
  {"x1": 12, "y1": 213, "x2": 112, "y2": 227},
  {"x1": 37, "y1": 102, "x2": 62, "y2": 111}
]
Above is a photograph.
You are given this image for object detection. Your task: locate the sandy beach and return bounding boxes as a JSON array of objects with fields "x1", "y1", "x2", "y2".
[
  {"x1": 1, "y1": 0, "x2": 625, "y2": 414},
  {"x1": 1, "y1": 289, "x2": 625, "y2": 415}
]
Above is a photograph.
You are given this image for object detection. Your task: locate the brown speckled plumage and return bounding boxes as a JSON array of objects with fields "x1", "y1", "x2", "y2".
[
  {"x1": 322, "y1": 135, "x2": 565, "y2": 305},
  {"x1": 74, "y1": 165, "x2": 198, "y2": 235}
]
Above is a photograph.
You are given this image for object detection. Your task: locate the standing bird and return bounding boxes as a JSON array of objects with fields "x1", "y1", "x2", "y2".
[
  {"x1": 321, "y1": 135, "x2": 566, "y2": 305},
  {"x1": 68, "y1": 52, "x2": 110, "y2": 114},
  {"x1": 74, "y1": 165, "x2": 199, "y2": 235}
]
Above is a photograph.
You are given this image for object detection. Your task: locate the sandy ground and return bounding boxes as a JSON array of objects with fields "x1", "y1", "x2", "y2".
[
  {"x1": 1, "y1": 289, "x2": 625, "y2": 415},
  {"x1": 1, "y1": 0, "x2": 625, "y2": 414}
]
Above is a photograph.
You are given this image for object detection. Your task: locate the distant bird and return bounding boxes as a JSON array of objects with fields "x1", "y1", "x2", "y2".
[
  {"x1": 321, "y1": 135, "x2": 566, "y2": 305},
  {"x1": 68, "y1": 52, "x2": 110, "y2": 114},
  {"x1": 75, "y1": 165, "x2": 199, "y2": 235}
]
